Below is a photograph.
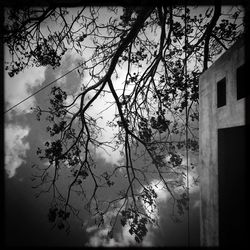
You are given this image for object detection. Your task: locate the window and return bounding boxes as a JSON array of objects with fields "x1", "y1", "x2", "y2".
[
  {"x1": 237, "y1": 64, "x2": 246, "y2": 100},
  {"x1": 217, "y1": 77, "x2": 226, "y2": 108}
]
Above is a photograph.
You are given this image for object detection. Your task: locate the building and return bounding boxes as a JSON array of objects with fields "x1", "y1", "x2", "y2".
[{"x1": 199, "y1": 37, "x2": 247, "y2": 247}]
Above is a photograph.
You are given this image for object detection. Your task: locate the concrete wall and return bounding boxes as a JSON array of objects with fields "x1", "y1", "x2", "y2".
[{"x1": 199, "y1": 38, "x2": 245, "y2": 246}]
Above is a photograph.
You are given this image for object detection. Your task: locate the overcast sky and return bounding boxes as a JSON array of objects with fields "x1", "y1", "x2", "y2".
[{"x1": 4, "y1": 46, "x2": 201, "y2": 246}]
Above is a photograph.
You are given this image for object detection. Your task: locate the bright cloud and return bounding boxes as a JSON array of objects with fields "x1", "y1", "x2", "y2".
[
  {"x1": 139, "y1": 179, "x2": 170, "y2": 226},
  {"x1": 165, "y1": 154, "x2": 200, "y2": 194},
  {"x1": 54, "y1": 51, "x2": 84, "y2": 93},
  {"x1": 176, "y1": 155, "x2": 200, "y2": 194},
  {"x1": 88, "y1": 94, "x2": 122, "y2": 165},
  {"x1": 85, "y1": 184, "x2": 166, "y2": 247},
  {"x1": 85, "y1": 201, "x2": 137, "y2": 247},
  {"x1": 85, "y1": 167, "x2": 199, "y2": 247},
  {"x1": 140, "y1": 161, "x2": 200, "y2": 223},
  {"x1": 5, "y1": 124, "x2": 30, "y2": 178},
  {"x1": 4, "y1": 52, "x2": 46, "y2": 117},
  {"x1": 86, "y1": 223, "x2": 138, "y2": 247},
  {"x1": 86, "y1": 68, "x2": 130, "y2": 164},
  {"x1": 118, "y1": 221, "x2": 155, "y2": 247},
  {"x1": 151, "y1": 179, "x2": 170, "y2": 203},
  {"x1": 85, "y1": 212, "x2": 155, "y2": 247}
]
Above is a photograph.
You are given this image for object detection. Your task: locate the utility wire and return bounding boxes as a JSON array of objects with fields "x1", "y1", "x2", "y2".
[
  {"x1": 4, "y1": 62, "x2": 85, "y2": 114},
  {"x1": 184, "y1": 2, "x2": 190, "y2": 247}
]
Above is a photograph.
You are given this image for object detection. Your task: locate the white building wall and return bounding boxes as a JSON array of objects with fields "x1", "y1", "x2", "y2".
[{"x1": 199, "y1": 38, "x2": 245, "y2": 246}]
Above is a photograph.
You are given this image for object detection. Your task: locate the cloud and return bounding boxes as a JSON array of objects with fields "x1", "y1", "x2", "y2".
[
  {"x1": 85, "y1": 166, "x2": 198, "y2": 247},
  {"x1": 4, "y1": 61, "x2": 46, "y2": 117},
  {"x1": 150, "y1": 179, "x2": 170, "y2": 203},
  {"x1": 84, "y1": 170, "x2": 200, "y2": 247},
  {"x1": 165, "y1": 154, "x2": 200, "y2": 194},
  {"x1": 175, "y1": 164, "x2": 200, "y2": 195},
  {"x1": 85, "y1": 201, "x2": 138, "y2": 247},
  {"x1": 117, "y1": 222, "x2": 155, "y2": 247},
  {"x1": 85, "y1": 225, "x2": 98, "y2": 233},
  {"x1": 86, "y1": 227, "x2": 122, "y2": 247},
  {"x1": 83, "y1": 152, "x2": 200, "y2": 247},
  {"x1": 86, "y1": 224, "x2": 137, "y2": 247},
  {"x1": 137, "y1": 179, "x2": 172, "y2": 235},
  {"x1": 84, "y1": 193, "x2": 158, "y2": 247},
  {"x1": 85, "y1": 70, "x2": 129, "y2": 165},
  {"x1": 5, "y1": 124, "x2": 30, "y2": 178},
  {"x1": 88, "y1": 98, "x2": 122, "y2": 165},
  {"x1": 53, "y1": 51, "x2": 83, "y2": 94}
]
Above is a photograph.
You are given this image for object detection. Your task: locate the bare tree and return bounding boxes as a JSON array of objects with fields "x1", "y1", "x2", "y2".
[{"x1": 4, "y1": 3, "x2": 244, "y2": 243}]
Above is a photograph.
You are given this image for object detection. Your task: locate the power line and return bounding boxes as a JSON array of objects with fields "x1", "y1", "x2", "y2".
[
  {"x1": 184, "y1": 2, "x2": 190, "y2": 247},
  {"x1": 4, "y1": 62, "x2": 85, "y2": 114}
]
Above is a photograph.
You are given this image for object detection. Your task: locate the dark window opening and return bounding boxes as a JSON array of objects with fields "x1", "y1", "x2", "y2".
[
  {"x1": 217, "y1": 77, "x2": 226, "y2": 108},
  {"x1": 237, "y1": 64, "x2": 247, "y2": 100}
]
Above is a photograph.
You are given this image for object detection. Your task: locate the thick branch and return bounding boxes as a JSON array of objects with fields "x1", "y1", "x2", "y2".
[{"x1": 203, "y1": 3, "x2": 221, "y2": 70}]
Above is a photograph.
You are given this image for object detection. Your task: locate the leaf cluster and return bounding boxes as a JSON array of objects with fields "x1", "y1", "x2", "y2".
[{"x1": 120, "y1": 208, "x2": 148, "y2": 243}]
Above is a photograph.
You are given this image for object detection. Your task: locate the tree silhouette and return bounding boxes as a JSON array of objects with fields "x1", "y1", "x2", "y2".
[{"x1": 4, "y1": 3, "x2": 244, "y2": 244}]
